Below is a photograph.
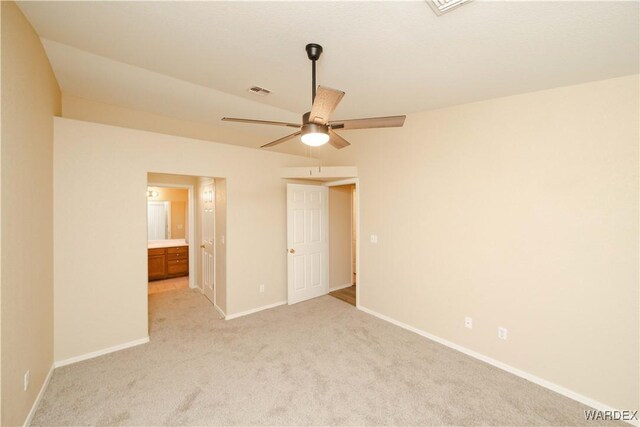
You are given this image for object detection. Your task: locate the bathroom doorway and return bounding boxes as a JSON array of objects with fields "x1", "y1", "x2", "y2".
[
  {"x1": 145, "y1": 173, "x2": 227, "y2": 317},
  {"x1": 146, "y1": 179, "x2": 194, "y2": 294}
]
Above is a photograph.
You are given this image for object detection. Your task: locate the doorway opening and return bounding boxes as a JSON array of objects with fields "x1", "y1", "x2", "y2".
[
  {"x1": 328, "y1": 183, "x2": 357, "y2": 306},
  {"x1": 285, "y1": 178, "x2": 359, "y2": 307},
  {"x1": 145, "y1": 173, "x2": 227, "y2": 317}
]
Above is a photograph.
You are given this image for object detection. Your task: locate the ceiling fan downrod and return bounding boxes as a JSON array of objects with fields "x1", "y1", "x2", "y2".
[{"x1": 305, "y1": 43, "x2": 323, "y2": 104}]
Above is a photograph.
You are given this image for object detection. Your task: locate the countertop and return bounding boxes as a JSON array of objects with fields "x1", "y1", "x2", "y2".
[{"x1": 148, "y1": 239, "x2": 189, "y2": 249}]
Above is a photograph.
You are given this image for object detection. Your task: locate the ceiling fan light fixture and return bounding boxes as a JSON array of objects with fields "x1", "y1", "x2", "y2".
[{"x1": 300, "y1": 123, "x2": 329, "y2": 147}]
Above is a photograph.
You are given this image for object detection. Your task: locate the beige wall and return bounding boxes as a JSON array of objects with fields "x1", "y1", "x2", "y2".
[
  {"x1": 62, "y1": 94, "x2": 314, "y2": 158},
  {"x1": 1, "y1": 4, "x2": 3, "y2": 420},
  {"x1": 329, "y1": 185, "x2": 354, "y2": 289},
  {"x1": 53, "y1": 118, "x2": 314, "y2": 361},
  {"x1": 147, "y1": 187, "x2": 188, "y2": 239},
  {"x1": 170, "y1": 201, "x2": 186, "y2": 239},
  {"x1": 0, "y1": 2, "x2": 61, "y2": 425},
  {"x1": 318, "y1": 75, "x2": 639, "y2": 411}
]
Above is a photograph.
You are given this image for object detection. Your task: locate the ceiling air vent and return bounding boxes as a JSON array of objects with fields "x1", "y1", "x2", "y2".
[
  {"x1": 426, "y1": 0, "x2": 472, "y2": 15},
  {"x1": 247, "y1": 86, "x2": 271, "y2": 96}
]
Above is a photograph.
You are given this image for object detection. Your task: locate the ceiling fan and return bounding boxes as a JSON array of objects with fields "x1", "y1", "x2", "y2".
[{"x1": 222, "y1": 43, "x2": 406, "y2": 149}]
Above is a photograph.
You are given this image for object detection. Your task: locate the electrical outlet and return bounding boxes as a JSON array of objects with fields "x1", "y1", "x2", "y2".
[
  {"x1": 498, "y1": 327, "x2": 508, "y2": 340},
  {"x1": 370, "y1": 234, "x2": 378, "y2": 244},
  {"x1": 465, "y1": 317, "x2": 473, "y2": 329},
  {"x1": 24, "y1": 370, "x2": 30, "y2": 391},
  {"x1": 259, "y1": 284, "x2": 265, "y2": 293}
]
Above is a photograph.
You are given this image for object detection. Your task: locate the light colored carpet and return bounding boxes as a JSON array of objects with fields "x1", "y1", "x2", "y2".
[{"x1": 32, "y1": 289, "x2": 600, "y2": 426}]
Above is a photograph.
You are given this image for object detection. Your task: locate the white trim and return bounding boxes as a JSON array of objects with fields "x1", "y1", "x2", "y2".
[
  {"x1": 214, "y1": 303, "x2": 226, "y2": 319},
  {"x1": 225, "y1": 301, "x2": 287, "y2": 320},
  {"x1": 23, "y1": 363, "x2": 54, "y2": 427},
  {"x1": 329, "y1": 282, "x2": 353, "y2": 292},
  {"x1": 54, "y1": 337, "x2": 149, "y2": 368},
  {"x1": 148, "y1": 181, "x2": 196, "y2": 290},
  {"x1": 358, "y1": 305, "x2": 637, "y2": 426},
  {"x1": 281, "y1": 166, "x2": 357, "y2": 180}
]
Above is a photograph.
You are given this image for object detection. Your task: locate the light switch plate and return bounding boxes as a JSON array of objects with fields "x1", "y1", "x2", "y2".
[
  {"x1": 370, "y1": 234, "x2": 378, "y2": 244},
  {"x1": 498, "y1": 327, "x2": 508, "y2": 340}
]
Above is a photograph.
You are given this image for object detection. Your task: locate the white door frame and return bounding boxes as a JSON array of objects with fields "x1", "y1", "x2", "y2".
[
  {"x1": 324, "y1": 178, "x2": 360, "y2": 308},
  {"x1": 148, "y1": 182, "x2": 196, "y2": 290}
]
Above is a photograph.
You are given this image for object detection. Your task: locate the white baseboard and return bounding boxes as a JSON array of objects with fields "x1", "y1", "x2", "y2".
[
  {"x1": 329, "y1": 283, "x2": 353, "y2": 291},
  {"x1": 358, "y1": 305, "x2": 636, "y2": 426},
  {"x1": 214, "y1": 303, "x2": 226, "y2": 319},
  {"x1": 225, "y1": 300, "x2": 287, "y2": 320},
  {"x1": 54, "y1": 336, "x2": 149, "y2": 368},
  {"x1": 23, "y1": 363, "x2": 54, "y2": 427}
]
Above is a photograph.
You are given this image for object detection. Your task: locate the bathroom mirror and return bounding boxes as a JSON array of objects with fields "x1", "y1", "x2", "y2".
[{"x1": 147, "y1": 201, "x2": 170, "y2": 240}]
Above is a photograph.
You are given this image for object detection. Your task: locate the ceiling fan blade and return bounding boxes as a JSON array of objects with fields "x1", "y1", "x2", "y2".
[
  {"x1": 222, "y1": 117, "x2": 301, "y2": 128},
  {"x1": 328, "y1": 129, "x2": 351, "y2": 149},
  {"x1": 260, "y1": 131, "x2": 302, "y2": 148},
  {"x1": 309, "y1": 86, "x2": 345, "y2": 125},
  {"x1": 330, "y1": 115, "x2": 406, "y2": 130}
]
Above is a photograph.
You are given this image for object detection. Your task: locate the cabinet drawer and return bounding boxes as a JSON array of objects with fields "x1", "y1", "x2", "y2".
[
  {"x1": 167, "y1": 246, "x2": 188, "y2": 254},
  {"x1": 167, "y1": 251, "x2": 188, "y2": 260},
  {"x1": 167, "y1": 258, "x2": 188, "y2": 274},
  {"x1": 148, "y1": 248, "x2": 166, "y2": 256}
]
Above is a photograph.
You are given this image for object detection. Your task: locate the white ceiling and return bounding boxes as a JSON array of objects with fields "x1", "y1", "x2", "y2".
[{"x1": 19, "y1": 1, "x2": 639, "y2": 145}]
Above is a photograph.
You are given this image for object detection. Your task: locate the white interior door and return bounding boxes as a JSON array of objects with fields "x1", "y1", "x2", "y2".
[
  {"x1": 287, "y1": 184, "x2": 329, "y2": 305},
  {"x1": 200, "y1": 179, "x2": 215, "y2": 303}
]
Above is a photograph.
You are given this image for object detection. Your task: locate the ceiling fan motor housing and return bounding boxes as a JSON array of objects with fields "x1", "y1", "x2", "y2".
[
  {"x1": 305, "y1": 43, "x2": 323, "y2": 61},
  {"x1": 302, "y1": 122, "x2": 328, "y2": 136}
]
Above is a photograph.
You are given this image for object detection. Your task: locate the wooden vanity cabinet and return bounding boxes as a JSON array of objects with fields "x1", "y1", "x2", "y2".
[
  {"x1": 148, "y1": 246, "x2": 188, "y2": 280},
  {"x1": 148, "y1": 248, "x2": 167, "y2": 279}
]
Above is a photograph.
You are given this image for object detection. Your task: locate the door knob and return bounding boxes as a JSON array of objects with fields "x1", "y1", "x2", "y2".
[
  {"x1": 200, "y1": 244, "x2": 205, "y2": 249},
  {"x1": 289, "y1": 248, "x2": 295, "y2": 254}
]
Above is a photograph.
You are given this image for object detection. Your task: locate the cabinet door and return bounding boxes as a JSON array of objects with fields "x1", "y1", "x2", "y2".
[
  {"x1": 167, "y1": 258, "x2": 188, "y2": 275},
  {"x1": 148, "y1": 254, "x2": 167, "y2": 279}
]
